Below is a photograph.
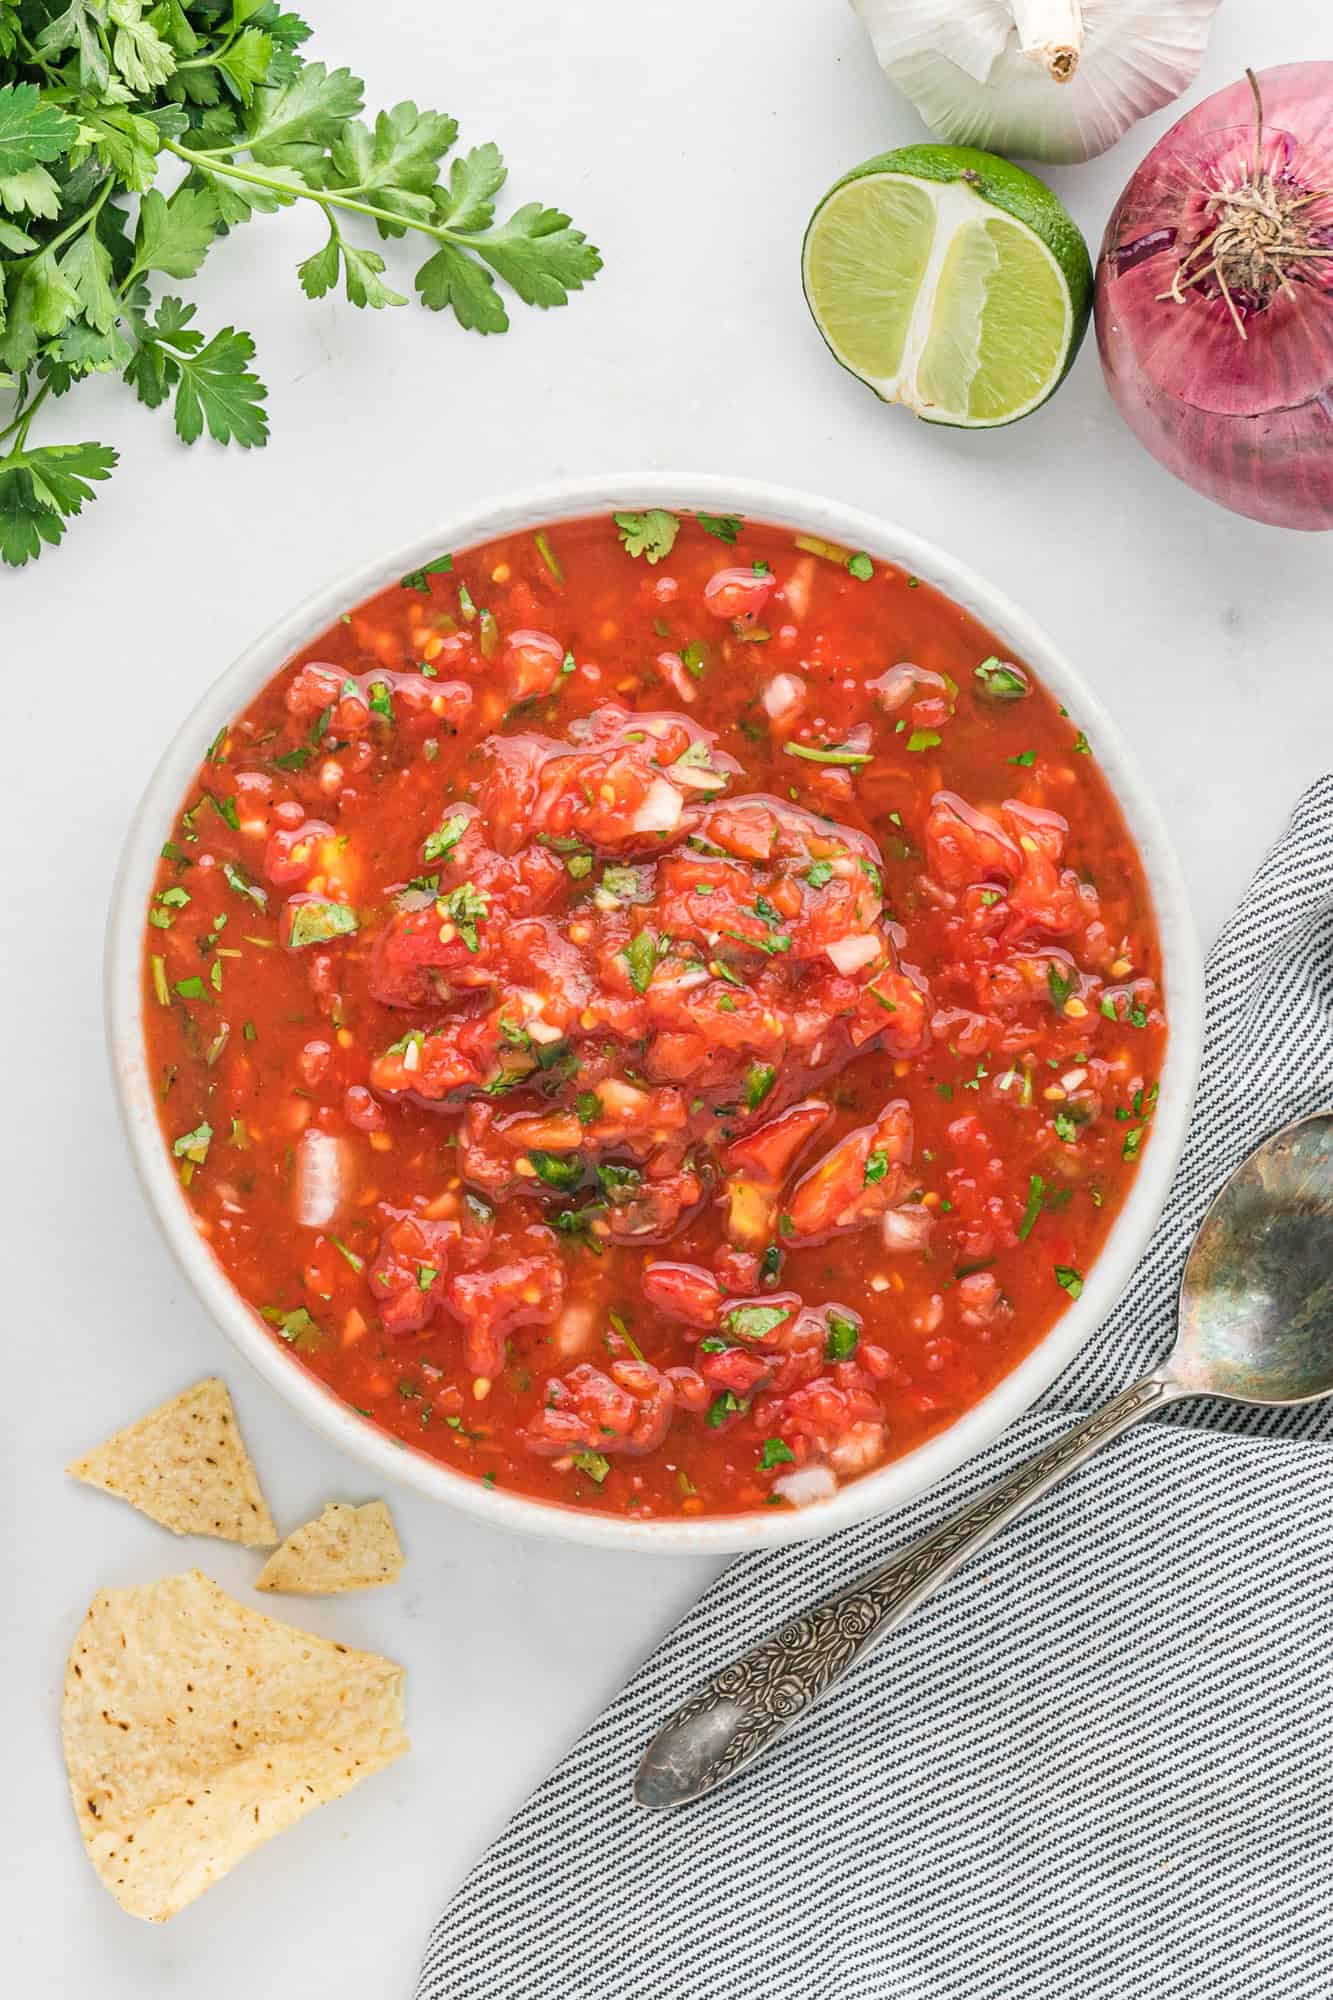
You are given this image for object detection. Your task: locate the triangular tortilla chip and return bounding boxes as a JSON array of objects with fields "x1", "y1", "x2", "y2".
[
  {"x1": 63, "y1": 1570, "x2": 408, "y2": 1922},
  {"x1": 66, "y1": 1379, "x2": 276, "y2": 1547},
  {"x1": 256, "y1": 1501, "x2": 404, "y2": 1595}
]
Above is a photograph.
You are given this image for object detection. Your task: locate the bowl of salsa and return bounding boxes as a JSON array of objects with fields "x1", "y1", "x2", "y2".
[{"x1": 106, "y1": 477, "x2": 1201, "y2": 1552}]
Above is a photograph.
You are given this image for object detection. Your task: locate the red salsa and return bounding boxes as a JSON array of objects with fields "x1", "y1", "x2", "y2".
[{"x1": 142, "y1": 513, "x2": 1166, "y2": 1518}]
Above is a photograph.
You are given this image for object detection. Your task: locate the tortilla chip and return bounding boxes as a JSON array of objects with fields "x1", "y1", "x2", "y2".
[
  {"x1": 256, "y1": 1501, "x2": 404, "y2": 1595},
  {"x1": 62, "y1": 1570, "x2": 408, "y2": 1922},
  {"x1": 66, "y1": 1379, "x2": 276, "y2": 1547}
]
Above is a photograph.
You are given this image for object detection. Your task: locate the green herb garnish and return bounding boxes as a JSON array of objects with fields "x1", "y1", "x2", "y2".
[
  {"x1": 401, "y1": 554, "x2": 454, "y2": 593},
  {"x1": 824, "y1": 1309, "x2": 859, "y2": 1360},
  {"x1": 743, "y1": 1063, "x2": 776, "y2": 1112},
  {"x1": 286, "y1": 897, "x2": 358, "y2": 949},
  {"x1": 172, "y1": 1119, "x2": 212, "y2": 1165},
  {"x1": 614, "y1": 510, "x2": 678, "y2": 564},
  {"x1": 784, "y1": 741, "x2": 872, "y2": 767},
  {"x1": 727, "y1": 1304, "x2": 789, "y2": 1342},
  {"x1": 625, "y1": 928, "x2": 658, "y2": 994},
  {"x1": 439, "y1": 881, "x2": 487, "y2": 951},
  {"x1": 974, "y1": 657, "x2": 1029, "y2": 701}
]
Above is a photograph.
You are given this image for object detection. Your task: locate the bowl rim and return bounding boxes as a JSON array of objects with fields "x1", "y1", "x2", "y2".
[{"x1": 105, "y1": 471, "x2": 1203, "y2": 1555}]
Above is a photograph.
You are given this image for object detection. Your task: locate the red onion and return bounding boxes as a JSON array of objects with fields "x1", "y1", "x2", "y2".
[{"x1": 1095, "y1": 65, "x2": 1333, "y2": 532}]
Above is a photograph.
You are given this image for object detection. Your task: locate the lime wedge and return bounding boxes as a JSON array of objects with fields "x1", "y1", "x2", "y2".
[{"x1": 802, "y1": 145, "x2": 1092, "y2": 428}]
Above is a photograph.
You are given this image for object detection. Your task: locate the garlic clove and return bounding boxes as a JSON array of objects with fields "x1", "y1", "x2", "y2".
[{"x1": 852, "y1": 0, "x2": 1223, "y2": 164}]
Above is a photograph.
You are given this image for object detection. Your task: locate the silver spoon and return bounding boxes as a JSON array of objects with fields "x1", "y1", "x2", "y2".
[{"x1": 636, "y1": 1108, "x2": 1333, "y2": 1810}]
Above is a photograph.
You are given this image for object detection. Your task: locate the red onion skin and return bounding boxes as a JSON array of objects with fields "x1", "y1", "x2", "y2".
[{"x1": 1096, "y1": 65, "x2": 1333, "y2": 532}]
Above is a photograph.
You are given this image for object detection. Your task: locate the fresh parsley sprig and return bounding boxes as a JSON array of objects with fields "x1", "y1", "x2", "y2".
[{"x1": 0, "y1": 5, "x2": 601, "y2": 566}]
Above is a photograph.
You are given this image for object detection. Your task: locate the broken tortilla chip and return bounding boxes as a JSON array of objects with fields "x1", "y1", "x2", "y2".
[
  {"x1": 63, "y1": 1570, "x2": 408, "y2": 1922},
  {"x1": 66, "y1": 1378, "x2": 276, "y2": 1546},
  {"x1": 256, "y1": 1501, "x2": 404, "y2": 1595}
]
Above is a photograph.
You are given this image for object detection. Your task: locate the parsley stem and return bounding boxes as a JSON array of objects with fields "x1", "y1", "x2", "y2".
[
  {"x1": 165, "y1": 140, "x2": 442, "y2": 241},
  {"x1": 21, "y1": 181, "x2": 111, "y2": 266},
  {"x1": 164, "y1": 140, "x2": 501, "y2": 256},
  {"x1": 0, "y1": 381, "x2": 52, "y2": 451}
]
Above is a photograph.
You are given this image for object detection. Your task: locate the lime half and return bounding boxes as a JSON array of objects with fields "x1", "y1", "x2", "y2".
[{"x1": 802, "y1": 145, "x2": 1093, "y2": 428}]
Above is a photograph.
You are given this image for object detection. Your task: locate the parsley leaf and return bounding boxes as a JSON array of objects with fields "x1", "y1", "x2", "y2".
[
  {"x1": 743, "y1": 1062, "x2": 776, "y2": 1112},
  {"x1": 1047, "y1": 962, "x2": 1074, "y2": 1010},
  {"x1": 613, "y1": 509, "x2": 679, "y2": 564},
  {"x1": 625, "y1": 928, "x2": 658, "y2": 994},
  {"x1": 172, "y1": 1119, "x2": 212, "y2": 1165},
  {"x1": 440, "y1": 880, "x2": 488, "y2": 951},
  {"x1": 0, "y1": 439, "x2": 117, "y2": 567},
  {"x1": 0, "y1": 84, "x2": 79, "y2": 178},
  {"x1": 169, "y1": 324, "x2": 270, "y2": 447},
  {"x1": 825, "y1": 1310, "x2": 859, "y2": 1360},
  {"x1": 223, "y1": 860, "x2": 268, "y2": 910},
  {"x1": 974, "y1": 657, "x2": 1029, "y2": 701},
  {"x1": 285, "y1": 897, "x2": 358, "y2": 948},
  {"x1": 759, "y1": 1437, "x2": 795, "y2": 1469},
  {"x1": 696, "y1": 512, "x2": 742, "y2": 544},
  {"x1": 125, "y1": 298, "x2": 269, "y2": 447},
  {"x1": 423, "y1": 810, "x2": 470, "y2": 863},
  {"x1": 401, "y1": 553, "x2": 453, "y2": 592},
  {"x1": 528, "y1": 1150, "x2": 581, "y2": 1191},
  {"x1": 1017, "y1": 1173, "x2": 1045, "y2": 1240},
  {"x1": 727, "y1": 1304, "x2": 790, "y2": 1342},
  {"x1": 0, "y1": 36, "x2": 601, "y2": 563},
  {"x1": 132, "y1": 185, "x2": 221, "y2": 281}
]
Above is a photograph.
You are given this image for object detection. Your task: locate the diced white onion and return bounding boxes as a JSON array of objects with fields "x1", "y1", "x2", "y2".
[
  {"x1": 762, "y1": 672, "x2": 805, "y2": 721},
  {"x1": 828, "y1": 1421, "x2": 888, "y2": 1477},
  {"x1": 294, "y1": 1130, "x2": 354, "y2": 1229},
  {"x1": 403, "y1": 1038, "x2": 420, "y2": 1072},
  {"x1": 554, "y1": 1300, "x2": 596, "y2": 1358},
  {"x1": 774, "y1": 1464, "x2": 838, "y2": 1507},
  {"x1": 669, "y1": 763, "x2": 724, "y2": 792},
  {"x1": 881, "y1": 1203, "x2": 934, "y2": 1253},
  {"x1": 781, "y1": 556, "x2": 816, "y2": 623},
  {"x1": 825, "y1": 933, "x2": 880, "y2": 975},
  {"x1": 1061, "y1": 1067, "x2": 1087, "y2": 1092},
  {"x1": 631, "y1": 777, "x2": 684, "y2": 832},
  {"x1": 594, "y1": 1078, "x2": 650, "y2": 1115},
  {"x1": 528, "y1": 1019, "x2": 563, "y2": 1045}
]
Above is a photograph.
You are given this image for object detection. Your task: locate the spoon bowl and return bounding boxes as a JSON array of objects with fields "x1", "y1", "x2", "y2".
[
  {"x1": 1170, "y1": 1111, "x2": 1333, "y2": 1405},
  {"x1": 637, "y1": 1109, "x2": 1333, "y2": 1809}
]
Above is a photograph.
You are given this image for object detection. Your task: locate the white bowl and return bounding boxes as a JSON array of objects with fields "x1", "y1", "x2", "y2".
[{"x1": 106, "y1": 474, "x2": 1202, "y2": 1555}]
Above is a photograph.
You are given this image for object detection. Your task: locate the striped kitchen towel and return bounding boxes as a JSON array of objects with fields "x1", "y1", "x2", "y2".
[{"x1": 418, "y1": 777, "x2": 1333, "y2": 2000}]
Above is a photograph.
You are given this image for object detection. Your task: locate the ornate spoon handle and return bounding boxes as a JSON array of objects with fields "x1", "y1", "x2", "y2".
[{"x1": 635, "y1": 1372, "x2": 1183, "y2": 1809}]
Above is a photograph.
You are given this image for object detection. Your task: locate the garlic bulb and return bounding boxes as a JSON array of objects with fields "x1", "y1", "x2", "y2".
[{"x1": 851, "y1": 0, "x2": 1223, "y2": 164}]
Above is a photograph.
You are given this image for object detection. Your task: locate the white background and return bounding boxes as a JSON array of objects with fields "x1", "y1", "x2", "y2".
[{"x1": 3, "y1": 2, "x2": 1329, "y2": 1993}]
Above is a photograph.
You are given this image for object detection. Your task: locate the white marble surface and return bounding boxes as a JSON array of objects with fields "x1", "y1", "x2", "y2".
[{"x1": 4, "y1": 2, "x2": 1330, "y2": 1992}]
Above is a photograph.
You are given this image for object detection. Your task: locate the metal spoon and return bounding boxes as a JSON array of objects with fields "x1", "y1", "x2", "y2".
[{"x1": 636, "y1": 1109, "x2": 1333, "y2": 1810}]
